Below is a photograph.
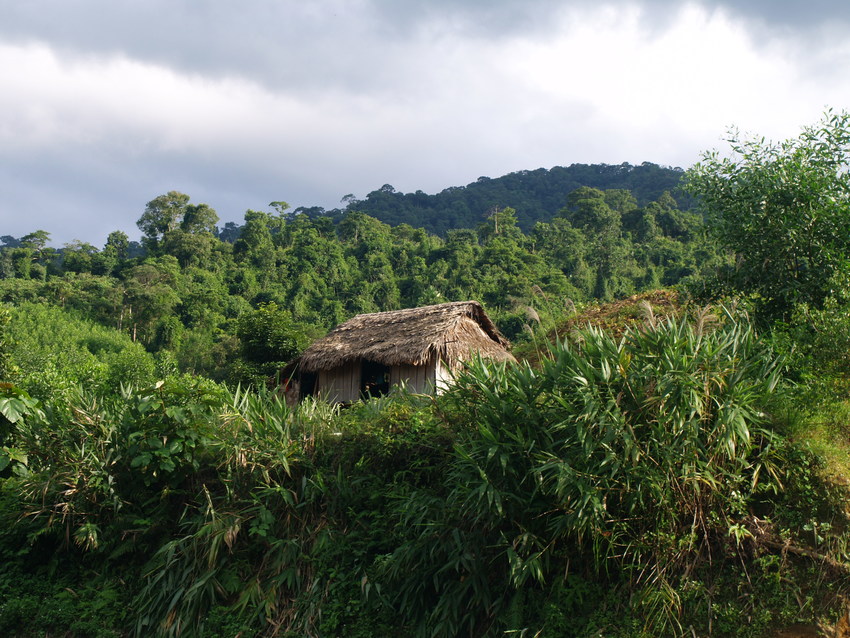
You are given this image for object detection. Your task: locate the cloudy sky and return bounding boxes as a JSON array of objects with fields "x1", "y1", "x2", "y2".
[{"x1": 2, "y1": 1, "x2": 849, "y2": 246}]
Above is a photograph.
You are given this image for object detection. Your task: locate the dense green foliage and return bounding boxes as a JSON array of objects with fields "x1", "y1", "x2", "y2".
[
  {"x1": 687, "y1": 110, "x2": 850, "y2": 321},
  {"x1": 0, "y1": 305, "x2": 14, "y2": 381},
  {"x1": 0, "y1": 310, "x2": 846, "y2": 637},
  {"x1": 380, "y1": 311, "x2": 788, "y2": 636},
  {"x1": 4, "y1": 116, "x2": 850, "y2": 636},
  {"x1": 0, "y1": 183, "x2": 715, "y2": 383},
  {"x1": 341, "y1": 162, "x2": 689, "y2": 235},
  {"x1": 8, "y1": 302, "x2": 159, "y2": 400}
]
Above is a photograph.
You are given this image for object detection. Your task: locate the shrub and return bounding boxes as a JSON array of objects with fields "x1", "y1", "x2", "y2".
[{"x1": 381, "y1": 308, "x2": 787, "y2": 636}]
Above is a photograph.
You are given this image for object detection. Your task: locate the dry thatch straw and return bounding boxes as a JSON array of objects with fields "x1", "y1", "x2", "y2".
[{"x1": 296, "y1": 301, "x2": 515, "y2": 373}]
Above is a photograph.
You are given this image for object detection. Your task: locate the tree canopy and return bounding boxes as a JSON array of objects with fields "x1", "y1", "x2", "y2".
[
  {"x1": 686, "y1": 109, "x2": 850, "y2": 318},
  {"x1": 0, "y1": 177, "x2": 715, "y2": 381}
]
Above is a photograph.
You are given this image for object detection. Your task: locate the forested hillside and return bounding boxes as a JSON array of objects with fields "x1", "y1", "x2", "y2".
[
  {"x1": 3, "y1": 113, "x2": 850, "y2": 637},
  {"x1": 335, "y1": 162, "x2": 689, "y2": 234},
  {"x1": 0, "y1": 184, "x2": 713, "y2": 385}
]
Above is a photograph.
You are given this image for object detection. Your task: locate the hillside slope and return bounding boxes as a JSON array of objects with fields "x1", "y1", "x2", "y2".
[{"x1": 341, "y1": 162, "x2": 688, "y2": 234}]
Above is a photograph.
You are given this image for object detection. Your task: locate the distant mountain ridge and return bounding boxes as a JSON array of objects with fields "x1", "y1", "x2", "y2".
[{"x1": 334, "y1": 162, "x2": 688, "y2": 235}]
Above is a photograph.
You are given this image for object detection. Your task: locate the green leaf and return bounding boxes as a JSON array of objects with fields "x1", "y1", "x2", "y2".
[
  {"x1": 0, "y1": 396, "x2": 31, "y2": 423},
  {"x1": 131, "y1": 452, "x2": 152, "y2": 468}
]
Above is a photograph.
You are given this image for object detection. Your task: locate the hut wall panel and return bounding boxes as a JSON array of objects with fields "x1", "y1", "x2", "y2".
[
  {"x1": 434, "y1": 359, "x2": 454, "y2": 394},
  {"x1": 318, "y1": 361, "x2": 360, "y2": 403},
  {"x1": 390, "y1": 362, "x2": 436, "y2": 394}
]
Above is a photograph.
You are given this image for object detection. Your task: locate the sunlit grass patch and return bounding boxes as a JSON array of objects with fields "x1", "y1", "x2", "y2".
[{"x1": 787, "y1": 399, "x2": 850, "y2": 487}]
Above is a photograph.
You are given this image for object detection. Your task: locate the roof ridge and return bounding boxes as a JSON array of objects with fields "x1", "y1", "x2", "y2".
[{"x1": 352, "y1": 300, "x2": 476, "y2": 317}]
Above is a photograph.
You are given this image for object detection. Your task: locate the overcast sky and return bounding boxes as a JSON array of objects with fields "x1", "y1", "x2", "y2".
[{"x1": 2, "y1": 0, "x2": 849, "y2": 246}]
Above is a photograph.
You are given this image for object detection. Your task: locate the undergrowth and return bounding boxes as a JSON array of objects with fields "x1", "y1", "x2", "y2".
[{"x1": 1, "y1": 309, "x2": 850, "y2": 636}]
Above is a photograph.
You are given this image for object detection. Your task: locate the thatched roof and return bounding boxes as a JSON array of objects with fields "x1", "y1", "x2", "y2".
[{"x1": 296, "y1": 301, "x2": 514, "y2": 373}]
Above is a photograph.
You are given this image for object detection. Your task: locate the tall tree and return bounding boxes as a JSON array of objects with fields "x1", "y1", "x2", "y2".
[
  {"x1": 105, "y1": 230, "x2": 130, "y2": 259},
  {"x1": 19, "y1": 230, "x2": 50, "y2": 253},
  {"x1": 180, "y1": 203, "x2": 219, "y2": 235},
  {"x1": 233, "y1": 302, "x2": 303, "y2": 385},
  {"x1": 121, "y1": 257, "x2": 181, "y2": 342},
  {"x1": 233, "y1": 211, "x2": 277, "y2": 275},
  {"x1": 561, "y1": 187, "x2": 634, "y2": 300},
  {"x1": 93, "y1": 230, "x2": 130, "y2": 275},
  {"x1": 137, "y1": 191, "x2": 191, "y2": 253},
  {"x1": 61, "y1": 240, "x2": 98, "y2": 274},
  {"x1": 686, "y1": 109, "x2": 850, "y2": 318}
]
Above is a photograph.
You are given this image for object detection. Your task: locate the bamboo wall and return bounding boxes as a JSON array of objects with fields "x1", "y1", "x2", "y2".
[
  {"x1": 316, "y1": 361, "x2": 361, "y2": 403},
  {"x1": 390, "y1": 361, "x2": 437, "y2": 394},
  {"x1": 316, "y1": 356, "x2": 461, "y2": 404}
]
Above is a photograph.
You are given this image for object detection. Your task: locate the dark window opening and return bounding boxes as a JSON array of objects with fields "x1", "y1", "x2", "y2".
[
  {"x1": 361, "y1": 360, "x2": 390, "y2": 399},
  {"x1": 300, "y1": 372, "x2": 317, "y2": 399}
]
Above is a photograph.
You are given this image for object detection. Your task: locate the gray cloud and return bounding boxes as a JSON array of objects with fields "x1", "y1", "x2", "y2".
[
  {"x1": 2, "y1": 0, "x2": 849, "y2": 245},
  {"x1": 0, "y1": 0, "x2": 844, "y2": 111},
  {"x1": 2, "y1": 1, "x2": 564, "y2": 95},
  {"x1": 0, "y1": 142, "x2": 341, "y2": 247},
  {"x1": 1, "y1": 2, "x2": 390, "y2": 93},
  {"x1": 714, "y1": 0, "x2": 850, "y2": 28}
]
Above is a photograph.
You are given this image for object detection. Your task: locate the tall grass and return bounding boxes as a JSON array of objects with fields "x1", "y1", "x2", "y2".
[
  {"x1": 7, "y1": 376, "x2": 344, "y2": 637},
  {"x1": 9, "y1": 309, "x2": 843, "y2": 637},
  {"x1": 382, "y1": 309, "x2": 788, "y2": 636}
]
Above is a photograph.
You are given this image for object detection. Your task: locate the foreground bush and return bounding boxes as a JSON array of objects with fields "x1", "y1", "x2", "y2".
[
  {"x1": 1, "y1": 378, "x2": 446, "y2": 637},
  {"x1": 2, "y1": 310, "x2": 849, "y2": 637},
  {"x1": 380, "y1": 309, "x2": 797, "y2": 636}
]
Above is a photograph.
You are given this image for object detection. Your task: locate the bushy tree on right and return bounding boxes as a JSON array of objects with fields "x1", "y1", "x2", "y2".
[{"x1": 686, "y1": 109, "x2": 850, "y2": 321}]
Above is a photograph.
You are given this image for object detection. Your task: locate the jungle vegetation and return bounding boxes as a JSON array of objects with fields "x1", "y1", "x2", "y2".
[{"x1": 2, "y1": 112, "x2": 850, "y2": 637}]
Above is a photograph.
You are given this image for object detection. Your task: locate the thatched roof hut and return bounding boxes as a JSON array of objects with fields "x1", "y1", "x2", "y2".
[{"x1": 286, "y1": 301, "x2": 514, "y2": 403}]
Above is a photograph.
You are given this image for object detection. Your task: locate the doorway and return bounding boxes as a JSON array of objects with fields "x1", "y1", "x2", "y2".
[{"x1": 360, "y1": 360, "x2": 390, "y2": 399}]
